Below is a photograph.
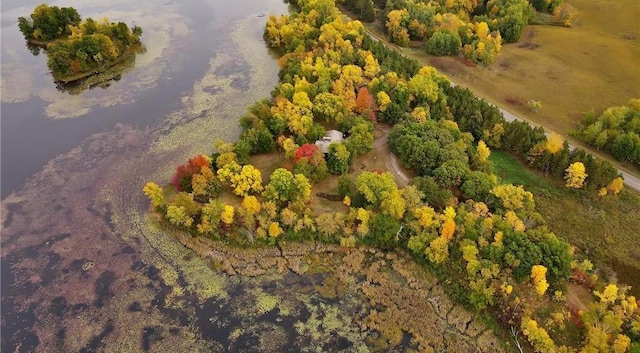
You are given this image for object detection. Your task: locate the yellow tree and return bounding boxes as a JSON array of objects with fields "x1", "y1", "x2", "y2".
[
  {"x1": 280, "y1": 207, "x2": 298, "y2": 228},
  {"x1": 241, "y1": 195, "x2": 261, "y2": 216},
  {"x1": 531, "y1": 265, "x2": 549, "y2": 296},
  {"x1": 217, "y1": 163, "x2": 264, "y2": 197},
  {"x1": 565, "y1": 162, "x2": 587, "y2": 188},
  {"x1": 413, "y1": 206, "x2": 436, "y2": 230},
  {"x1": 355, "y1": 208, "x2": 371, "y2": 236},
  {"x1": 545, "y1": 133, "x2": 564, "y2": 154},
  {"x1": 408, "y1": 67, "x2": 440, "y2": 104},
  {"x1": 363, "y1": 52, "x2": 380, "y2": 79},
  {"x1": 380, "y1": 190, "x2": 406, "y2": 220},
  {"x1": 198, "y1": 199, "x2": 224, "y2": 234},
  {"x1": 426, "y1": 236, "x2": 449, "y2": 263},
  {"x1": 521, "y1": 317, "x2": 556, "y2": 353},
  {"x1": 221, "y1": 205, "x2": 235, "y2": 225},
  {"x1": 268, "y1": 221, "x2": 283, "y2": 237},
  {"x1": 611, "y1": 334, "x2": 631, "y2": 353},
  {"x1": 376, "y1": 91, "x2": 391, "y2": 112},
  {"x1": 440, "y1": 218, "x2": 456, "y2": 241},
  {"x1": 386, "y1": 9, "x2": 409, "y2": 46},
  {"x1": 477, "y1": 140, "x2": 491, "y2": 161},
  {"x1": 606, "y1": 177, "x2": 624, "y2": 195},
  {"x1": 143, "y1": 182, "x2": 164, "y2": 208},
  {"x1": 491, "y1": 184, "x2": 535, "y2": 212}
]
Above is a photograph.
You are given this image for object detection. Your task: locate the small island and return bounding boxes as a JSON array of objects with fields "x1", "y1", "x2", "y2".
[{"x1": 18, "y1": 4, "x2": 143, "y2": 83}]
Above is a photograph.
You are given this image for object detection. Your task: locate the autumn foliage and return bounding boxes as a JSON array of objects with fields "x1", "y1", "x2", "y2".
[
  {"x1": 293, "y1": 144, "x2": 319, "y2": 163},
  {"x1": 172, "y1": 155, "x2": 211, "y2": 191},
  {"x1": 356, "y1": 87, "x2": 377, "y2": 123}
]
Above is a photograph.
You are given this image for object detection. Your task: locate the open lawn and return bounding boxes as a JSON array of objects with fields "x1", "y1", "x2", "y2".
[{"x1": 490, "y1": 150, "x2": 640, "y2": 296}]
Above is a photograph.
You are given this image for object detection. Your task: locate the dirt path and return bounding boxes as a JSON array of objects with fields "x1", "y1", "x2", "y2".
[{"x1": 374, "y1": 124, "x2": 411, "y2": 187}]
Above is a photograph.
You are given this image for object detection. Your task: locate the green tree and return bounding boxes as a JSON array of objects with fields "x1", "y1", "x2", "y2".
[
  {"x1": 461, "y1": 171, "x2": 496, "y2": 201},
  {"x1": 327, "y1": 143, "x2": 351, "y2": 175},
  {"x1": 263, "y1": 168, "x2": 312, "y2": 205},
  {"x1": 426, "y1": 31, "x2": 461, "y2": 56},
  {"x1": 433, "y1": 159, "x2": 470, "y2": 188}
]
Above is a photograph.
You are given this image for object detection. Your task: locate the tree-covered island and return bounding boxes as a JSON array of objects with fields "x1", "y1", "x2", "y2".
[{"x1": 18, "y1": 4, "x2": 143, "y2": 82}]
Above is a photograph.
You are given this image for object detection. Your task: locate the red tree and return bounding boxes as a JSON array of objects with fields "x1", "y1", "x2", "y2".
[
  {"x1": 356, "y1": 87, "x2": 377, "y2": 123},
  {"x1": 172, "y1": 155, "x2": 210, "y2": 191},
  {"x1": 293, "y1": 144, "x2": 319, "y2": 163}
]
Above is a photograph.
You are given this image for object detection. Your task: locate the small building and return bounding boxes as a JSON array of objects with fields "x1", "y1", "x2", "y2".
[{"x1": 314, "y1": 130, "x2": 344, "y2": 154}]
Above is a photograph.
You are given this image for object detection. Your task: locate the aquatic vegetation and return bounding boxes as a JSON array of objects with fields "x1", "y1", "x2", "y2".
[{"x1": 253, "y1": 288, "x2": 279, "y2": 315}]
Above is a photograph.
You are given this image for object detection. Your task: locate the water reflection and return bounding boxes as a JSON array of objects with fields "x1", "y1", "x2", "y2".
[{"x1": 53, "y1": 45, "x2": 147, "y2": 95}]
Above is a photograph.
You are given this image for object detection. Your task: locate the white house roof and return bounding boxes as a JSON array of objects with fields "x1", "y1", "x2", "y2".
[{"x1": 314, "y1": 130, "x2": 344, "y2": 154}]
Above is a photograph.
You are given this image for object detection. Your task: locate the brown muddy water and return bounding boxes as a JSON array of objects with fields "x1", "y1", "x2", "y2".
[{"x1": 1, "y1": 0, "x2": 507, "y2": 352}]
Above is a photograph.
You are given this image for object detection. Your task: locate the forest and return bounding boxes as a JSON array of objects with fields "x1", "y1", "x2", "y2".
[
  {"x1": 17, "y1": 4, "x2": 143, "y2": 81},
  {"x1": 144, "y1": 0, "x2": 638, "y2": 351}
]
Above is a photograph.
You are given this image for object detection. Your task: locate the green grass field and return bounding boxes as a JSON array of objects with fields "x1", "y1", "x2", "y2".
[{"x1": 490, "y1": 150, "x2": 640, "y2": 295}]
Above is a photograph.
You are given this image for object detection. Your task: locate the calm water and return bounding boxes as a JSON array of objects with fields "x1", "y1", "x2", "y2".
[{"x1": 1, "y1": 0, "x2": 289, "y2": 350}]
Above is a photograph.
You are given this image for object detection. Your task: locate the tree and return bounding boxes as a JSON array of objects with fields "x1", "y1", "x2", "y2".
[
  {"x1": 363, "y1": 53, "x2": 380, "y2": 78},
  {"x1": 344, "y1": 117, "x2": 374, "y2": 157},
  {"x1": 545, "y1": 133, "x2": 564, "y2": 154},
  {"x1": 491, "y1": 184, "x2": 535, "y2": 212},
  {"x1": 268, "y1": 221, "x2": 284, "y2": 237},
  {"x1": 221, "y1": 205, "x2": 235, "y2": 225},
  {"x1": 461, "y1": 171, "x2": 496, "y2": 201},
  {"x1": 408, "y1": 67, "x2": 440, "y2": 104},
  {"x1": 386, "y1": 9, "x2": 410, "y2": 46},
  {"x1": 217, "y1": 162, "x2": 264, "y2": 197},
  {"x1": 327, "y1": 143, "x2": 351, "y2": 175},
  {"x1": 521, "y1": 317, "x2": 556, "y2": 353},
  {"x1": 376, "y1": 91, "x2": 391, "y2": 112},
  {"x1": 198, "y1": 200, "x2": 225, "y2": 234},
  {"x1": 355, "y1": 171, "x2": 399, "y2": 207},
  {"x1": 294, "y1": 144, "x2": 319, "y2": 163},
  {"x1": 19, "y1": 4, "x2": 81, "y2": 41},
  {"x1": 530, "y1": 265, "x2": 549, "y2": 296},
  {"x1": 477, "y1": 140, "x2": 491, "y2": 161},
  {"x1": 316, "y1": 212, "x2": 344, "y2": 241},
  {"x1": 565, "y1": 162, "x2": 587, "y2": 189},
  {"x1": 143, "y1": 182, "x2": 165, "y2": 208},
  {"x1": 191, "y1": 166, "x2": 220, "y2": 200},
  {"x1": 313, "y1": 92, "x2": 348, "y2": 122},
  {"x1": 426, "y1": 236, "x2": 449, "y2": 263},
  {"x1": 433, "y1": 159, "x2": 470, "y2": 188},
  {"x1": 172, "y1": 155, "x2": 212, "y2": 192},
  {"x1": 606, "y1": 177, "x2": 624, "y2": 195},
  {"x1": 367, "y1": 213, "x2": 401, "y2": 248},
  {"x1": 166, "y1": 205, "x2": 193, "y2": 228},
  {"x1": 263, "y1": 168, "x2": 312, "y2": 205},
  {"x1": 426, "y1": 30, "x2": 461, "y2": 56},
  {"x1": 380, "y1": 189, "x2": 406, "y2": 219},
  {"x1": 356, "y1": 87, "x2": 377, "y2": 123},
  {"x1": 241, "y1": 196, "x2": 261, "y2": 216}
]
